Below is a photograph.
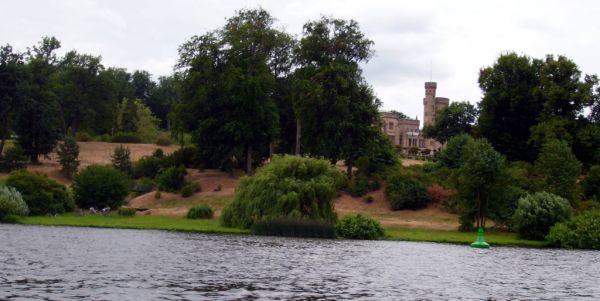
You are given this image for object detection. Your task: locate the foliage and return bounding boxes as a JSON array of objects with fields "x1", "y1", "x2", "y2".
[
  {"x1": 385, "y1": 171, "x2": 428, "y2": 210},
  {"x1": 582, "y1": 165, "x2": 600, "y2": 200},
  {"x1": 132, "y1": 178, "x2": 154, "y2": 195},
  {"x1": 0, "y1": 45, "x2": 24, "y2": 157},
  {"x1": 0, "y1": 185, "x2": 29, "y2": 221},
  {"x1": 133, "y1": 156, "x2": 163, "y2": 179},
  {"x1": 155, "y1": 165, "x2": 187, "y2": 192},
  {"x1": 364, "y1": 195, "x2": 374, "y2": 203},
  {"x1": 73, "y1": 165, "x2": 129, "y2": 209},
  {"x1": 56, "y1": 135, "x2": 80, "y2": 178},
  {"x1": 181, "y1": 182, "x2": 201, "y2": 197},
  {"x1": 6, "y1": 169, "x2": 73, "y2": 215},
  {"x1": 155, "y1": 133, "x2": 172, "y2": 146},
  {"x1": 117, "y1": 207, "x2": 136, "y2": 217},
  {"x1": 111, "y1": 145, "x2": 133, "y2": 175},
  {"x1": 162, "y1": 145, "x2": 199, "y2": 168},
  {"x1": 534, "y1": 140, "x2": 581, "y2": 203},
  {"x1": 512, "y1": 192, "x2": 572, "y2": 240},
  {"x1": 186, "y1": 204, "x2": 213, "y2": 219},
  {"x1": 110, "y1": 132, "x2": 142, "y2": 143},
  {"x1": 423, "y1": 101, "x2": 478, "y2": 143},
  {"x1": 354, "y1": 131, "x2": 399, "y2": 176},
  {"x1": 547, "y1": 210, "x2": 600, "y2": 249},
  {"x1": 251, "y1": 218, "x2": 336, "y2": 238},
  {"x1": 335, "y1": 214, "x2": 385, "y2": 239},
  {"x1": 116, "y1": 98, "x2": 161, "y2": 143},
  {"x1": 0, "y1": 145, "x2": 27, "y2": 172},
  {"x1": 346, "y1": 174, "x2": 373, "y2": 197},
  {"x1": 221, "y1": 155, "x2": 344, "y2": 229},
  {"x1": 75, "y1": 132, "x2": 93, "y2": 142},
  {"x1": 426, "y1": 183, "x2": 457, "y2": 206},
  {"x1": 454, "y1": 138, "x2": 511, "y2": 231},
  {"x1": 436, "y1": 134, "x2": 474, "y2": 169}
]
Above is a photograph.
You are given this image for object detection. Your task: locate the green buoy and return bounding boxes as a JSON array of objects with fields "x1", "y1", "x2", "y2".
[{"x1": 470, "y1": 227, "x2": 490, "y2": 249}]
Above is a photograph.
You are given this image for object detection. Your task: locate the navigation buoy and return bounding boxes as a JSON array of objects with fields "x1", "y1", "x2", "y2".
[{"x1": 470, "y1": 227, "x2": 490, "y2": 249}]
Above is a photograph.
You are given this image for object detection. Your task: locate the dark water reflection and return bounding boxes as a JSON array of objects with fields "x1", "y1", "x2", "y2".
[{"x1": 1, "y1": 224, "x2": 599, "y2": 300}]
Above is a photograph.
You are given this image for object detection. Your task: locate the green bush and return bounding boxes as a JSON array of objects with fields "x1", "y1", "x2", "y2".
[
  {"x1": 133, "y1": 156, "x2": 163, "y2": 179},
  {"x1": 385, "y1": 172, "x2": 428, "y2": 210},
  {"x1": 75, "y1": 131, "x2": 93, "y2": 142},
  {"x1": 156, "y1": 166, "x2": 187, "y2": 192},
  {"x1": 181, "y1": 182, "x2": 200, "y2": 197},
  {"x1": 152, "y1": 148, "x2": 165, "y2": 158},
  {"x1": 583, "y1": 165, "x2": 600, "y2": 200},
  {"x1": 364, "y1": 195, "x2": 374, "y2": 203},
  {"x1": 117, "y1": 207, "x2": 137, "y2": 217},
  {"x1": 111, "y1": 132, "x2": 142, "y2": 143},
  {"x1": 0, "y1": 146, "x2": 27, "y2": 172},
  {"x1": 0, "y1": 185, "x2": 29, "y2": 221},
  {"x1": 186, "y1": 204, "x2": 213, "y2": 219},
  {"x1": 162, "y1": 146, "x2": 199, "y2": 168},
  {"x1": 6, "y1": 170, "x2": 73, "y2": 215},
  {"x1": 221, "y1": 155, "x2": 345, "y2": 229},
  {"x1": 251, "y1": 218, "x2": 336, "y2": 238},
  {"x1": 132, "y1": 178, "x2": 154, "y2": 195},
  {"x1": 111, "y1": 145, "x2": 132, "y2": 175},
  {"x1": 347, "y1": 174, "x2": 370, "y2": 197},
  {"x1": 547, "y1": 210, "x2": 600, "y2": 249},
  {"x1": 336, "y1": 214, "x2": 385, "y2": 239},
  {"x1": 155, "y1": 133, "x2": 172, "y2": 146},
  {"x1": 73, "y1": 165, "x2": 129, "y2": 209},
  {"x1": 512, "y1": 191, "x2": 572, "y2": 240}
]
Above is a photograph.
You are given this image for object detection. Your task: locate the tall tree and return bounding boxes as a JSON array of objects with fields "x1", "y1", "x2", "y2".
[
  {"x1": 293, "y1": 17, "x2": 380, "y2": 176},
  {"x1": 423, "y1": 101, "x2": 478, "y2": 143},
  {"x1": 0, "y1": 44, "x2": 25, "y2": 155},
  {"x1": 131, "y1": 70, "x2": 155, "y2": 102},
  {"x1": 148, "y1": 75, "x2": 182, "y2": 129}
]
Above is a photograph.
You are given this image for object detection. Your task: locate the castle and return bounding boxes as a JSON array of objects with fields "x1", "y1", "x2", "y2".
[{"x1": 381, "y1": 82, "x2": 449, "y2": 153}]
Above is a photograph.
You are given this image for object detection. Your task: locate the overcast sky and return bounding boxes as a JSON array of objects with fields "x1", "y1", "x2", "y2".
[{"x1": 2, "y1": 0, "x2": 599, "y2": 122}]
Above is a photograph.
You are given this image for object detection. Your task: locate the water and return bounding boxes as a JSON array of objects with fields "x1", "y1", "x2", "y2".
[{"x1": 1, "y1": 224, "x2": 598, "y2": 300}]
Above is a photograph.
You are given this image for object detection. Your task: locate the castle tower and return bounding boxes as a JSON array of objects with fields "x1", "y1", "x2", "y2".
[{"x1": 423, "y1": 82, "x2": 437, "y2": 127}]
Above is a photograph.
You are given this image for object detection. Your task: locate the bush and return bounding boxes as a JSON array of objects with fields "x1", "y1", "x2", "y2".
[
  {"x1": 73, "y1": 165, "x2": 129, "y2": 209},
  {"x1": 385, "y1": 173, "x2": 428, "y2": 210},
  {"x1": 111, "y1": 132, "x2": 142, "y2": 143},
  {"x1": 162, "y1": 146, "x2": 199, "y2": 168},
  {"x1": 364, "y1": 195, "x2": 374, "y2": 203},
  {"x1": 154, "y1": 190, "x2": 161, "y2": 199},
  {"x1": 117, "y1": 207, "x2": 137, "y2": 217},
  {"x1": 133, "y1": 156, "x2": 163, "y2": 179},
  {"x1": 512, "y1": 192, "x2": 572, "y2": 240},
  {"x1": 132, "y1": 178, "x2": 154, "y2": 195},
  {"x1": 152, "y1": 148, "x2": 165, "y2": 158},
  {"x1": 111, "y1": 145, "x2": 132, "y2": 175},
  {"x1": 75, "y1": 132, "x2": 93, "y2": 142},
  {"x1": 155, "y1": 133, "x2": 172, "y2": 146},
  {"x1": 186, "y1": 204, "x2": 213, "y2": 219},
  {"x1": 547, "y1": 210, "x2": 600, "y2": 249},
  {"x1": 0, "y1": 146, "x2": 27, "y2": 172},
  {"x1": 156, "y1": 166, "x2": 186, "y2": 192},
  {"x1": 251, "y1": 218, "x2": 336, "y2": 238},
  {"x1": 336, "y1": 214, "x2": 385, "y2": 239},
  {"x1": 347, "y1": 174, "x2": 370, "y2": 197},
  {"x1": 221, "y1": 155, "x2": 345, "y2": 229},
  {"x1": 6, "y1": 170, "x2": 73, "y2": 215},
  {"x1": 181, "y1": 182, "x2": 200, "y2": 197},
  {"x1": 0, "y1": 185, "x2": 29, "y2": 221},
  {"x1": 583, "y1": 165, "x2": 600, "y2": 200},
  {"x1": 57, "y1": 136, "x2": 80, "y2": 179},
  {"x1": 426, "y1": 183, "x2": 456, "y2": 206}
]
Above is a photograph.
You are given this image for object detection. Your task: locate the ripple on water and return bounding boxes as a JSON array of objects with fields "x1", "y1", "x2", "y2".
[{"x1": 0, "y1": 224, "x2": 599, "y2": 300}]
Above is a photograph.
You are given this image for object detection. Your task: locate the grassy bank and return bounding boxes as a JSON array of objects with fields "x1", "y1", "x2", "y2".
[
  {"x1": 21, "y1": 214, "x2": 249, "y2": 235},
  {"x1": 19, "y1": 214, "x2": 546, "y2": 248}
]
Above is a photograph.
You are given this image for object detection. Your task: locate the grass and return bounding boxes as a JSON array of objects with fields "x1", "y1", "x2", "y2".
[
  {"x1": 155, "y1": 196, "x2": 231, "y2": 211},
  {"x1": 386, "y1": 227, "x2": 548, "y2": 248},
  {"x1": 21, "y1": 214, "x2": 249, "y2": 235}
]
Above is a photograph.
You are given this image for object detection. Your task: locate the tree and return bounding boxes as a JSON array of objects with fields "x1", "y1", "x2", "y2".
[
  {"x1": 423, "y1": 101, "x2": 478, "y2": 143},
  {"x1": 131, "y1": 70, "x2": 155, "y2": 102},
  {"x1": 534, "y1": 139, "x2": 582, "y2": 203},
  {"x1": 436, "y1": 133, "x2": 474, "y2": 169},
  {"x1": 0, "y1": 44, "x2": 25, "y2": 155},
  {"x1": 293, "y1": 17, "x2": 380, "y2": 176},
  {"x1": 455, "y1": 138, "x2": 510, "y2": 231},
  {"x1": 116, "y1": 98, "x2": 160, "y2": 143},
  {"x1": 111, "y1": 145, "x2": 132, "y2": 175},
  {"x1": 56, "y1": 135, "x2": 80, "y2": 179},
  {"x1": 119, "y1": 98, "x2": 139, "y2": 133},
  {"x1": 148, "y1": 75, "x2": 182, "y2": 129}
]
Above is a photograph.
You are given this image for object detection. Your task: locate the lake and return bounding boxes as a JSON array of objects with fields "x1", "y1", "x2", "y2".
[{"x1": 1, "y1": 224, "x2": 598, "y2": 300}]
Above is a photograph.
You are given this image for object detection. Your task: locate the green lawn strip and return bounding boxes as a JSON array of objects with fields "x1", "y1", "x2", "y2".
[
  {"x1": 21, "y1": 214, "x2": 249, "y2": 235},
  {"x1": 385, "y1": 227, "x2": 547, "y2": 248}
]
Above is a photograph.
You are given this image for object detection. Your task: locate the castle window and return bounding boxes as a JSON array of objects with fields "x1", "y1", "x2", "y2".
[{"x1": 388, "y1": 122, "x2": 394, "y2": 130}]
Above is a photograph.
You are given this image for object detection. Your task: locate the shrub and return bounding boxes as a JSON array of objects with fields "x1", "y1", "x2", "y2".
[
  {"x1": 0, "y1": 185, "x2": 29, "y2": 221},
  {"x1": 547, "y1": 210, "x2": 600, "y2": 249},
  {"x1": 133, "y1": 156, "x2": 163, "y2": 179},
  {"x1": 154, "y1": 190, "x2": 161, "y2": 199},
  {"x1": 132, "y1": 178, "x2": 154, "y2": 195},
  {"x1": 385, "y1": 173, "x2": 428, "y2": 210},
  {"x1": 221, "y1": 155, "x2": 345, "y2": 229},
  {"x1": 117, "y1": 207, "x2": 137, "y2": 217},
  {"x1": 347, "y1": 174, "x2": 370, "y2": 197},
  {"x1": 156, "y1": 165, "x2": 186, "y2": 192},
  {"x1": 251, "y1": 218, "x2": 336, "y2": 238},
  {"x1": 73, "y1": 165, "x2": 129, "y2": 209},
  {"x1": 181, "y1": 182, "x2": 200, "y2": 197},
  {"x1": 57, "y1": 135, "x2": 80, "y2": 179},
  {"x1": 6, "y1": 170, "x2": 73, "y2": 215},
  {"x1": 583, "y1": 165, "x2": 600, "y2": 200},
  {"x1": 155, "y1": 133, "x2": 172, "y2": 146},
  {"x1": 75, "y1": 132, "x2": 93, "y2": 142},
  {"x1": 336, "y1": 214, "x2": 385, "y2": 239},
  {"x1": 426, "y1": 183, "x2": 456, "y2": 206},
  {"x1": 111, "y1": 145, "x2": 132, "y2": 175},
  {"x1": 0, "y1": 146, "x2": 27, "y2": 172},
  {"x1": 162, "y1": 146, "x2": 199, "y2": 168},
  {"x1": 152, "y1": 148, "x2": 165, "y2": 158},
  {"x1": 186, "y1": 204, "x2": 213, "y2": 219},
  {"x1": 512, "y1": 192, "x2": 572, "y2": 240},
  {"x1": 111, "y1": 132, "x2": 142, "y2": 143},
  {"x1": 364, "y1": 195, "x2": 374, "y2": 203}
]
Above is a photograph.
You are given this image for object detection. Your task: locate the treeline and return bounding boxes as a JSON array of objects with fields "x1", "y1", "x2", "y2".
[{"x1": 0, "y1": 38, "x2": 179, "y2": 163}]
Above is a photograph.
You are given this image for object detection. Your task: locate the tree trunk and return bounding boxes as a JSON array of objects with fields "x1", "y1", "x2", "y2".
[
  {"x1": 295, "y1": 119, "x2": 301, "y2": 155},
  {"x1": 245, "y1": 144, "x2": 252, "y2": 174},
  {"x1": 346, "y1": 159, "x2": 353, "y2": 179}
]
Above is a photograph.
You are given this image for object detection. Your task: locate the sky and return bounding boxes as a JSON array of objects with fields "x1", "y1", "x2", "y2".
[{"x1": 2, "y1": 0, "x2": 600, "y2": 123}]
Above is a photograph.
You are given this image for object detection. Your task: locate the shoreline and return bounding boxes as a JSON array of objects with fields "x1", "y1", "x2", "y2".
[{"x1": 16, "y1": 214, "x2": 548, "y2": 248}]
